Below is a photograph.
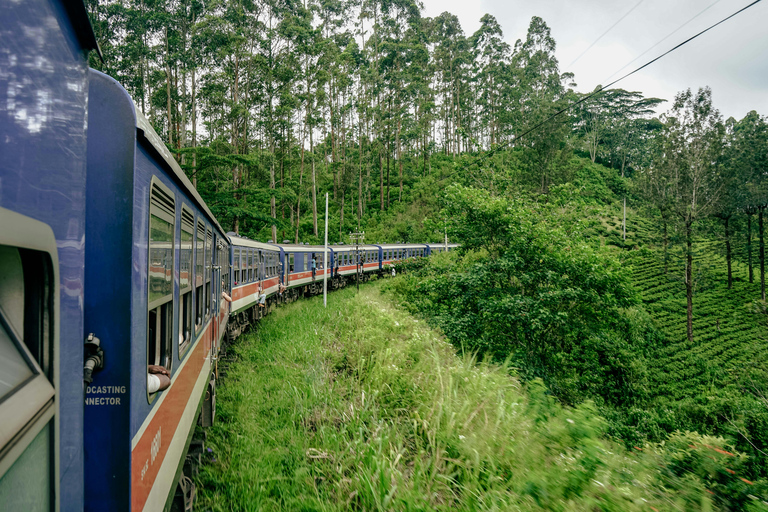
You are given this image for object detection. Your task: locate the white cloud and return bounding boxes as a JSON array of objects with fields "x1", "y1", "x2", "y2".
[{"x1": 420, "y1": 0, "x2": 768, "y2": 119}]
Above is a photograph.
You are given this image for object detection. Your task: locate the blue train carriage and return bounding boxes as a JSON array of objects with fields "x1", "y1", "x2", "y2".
[
  {"x1": 225, "y1": 235, "x2": 282, "y2": 340},
  {"x1": 380, "y1": 244, "x2": 430, "y2": 268},
  {"x1": 83, "y1": 69, "x2": 229, "y2": 512},
  {"x1": 324, "y1": 244, "x2": 383, "y2": 284},
  {"x1": 425, "y1": 243, "x2": 459, "y2": 256},
  {"x1": 278, "y1": 244, "x2": 334, "y2": 294},
  {"x1": 0, "y1": 0, "x2": 99, "y2": 509}
]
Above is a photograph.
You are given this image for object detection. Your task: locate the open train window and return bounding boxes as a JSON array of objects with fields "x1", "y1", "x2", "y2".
[
  {"x1": 179, "y1": 206, "x2": 194, "y2": 356},
  {"x1": 0, "y1": 207, "x2": 58, "y2": 510},
  {"x1": 289, "y1": 254, "x2": 295, "y2": 273},
  {"x1": 147, "y1": 179, "x2": 175, "y2": 400},
  {"x1": 205, "y1": 229, "x2": 212, "y2": 319},
  {"x1": 223, "y1": 244, "x2": 230, "y2": 294},
  {"x1": 195, "y1": 219, "x2": 205, "y2": 333},
  {"x1": 234, "y1": 248, "x2": 240, "y2": 285}
]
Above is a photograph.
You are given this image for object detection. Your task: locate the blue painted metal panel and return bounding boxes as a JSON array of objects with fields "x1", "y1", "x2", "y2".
[
  {"x1": 0, "y1": 0, "x2": 92, "y2": 508},
  {"x1": 84, "y1": 69, "x2": 136, "y2": 512}
]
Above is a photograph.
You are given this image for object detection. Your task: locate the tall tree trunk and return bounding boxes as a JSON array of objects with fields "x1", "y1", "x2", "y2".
[
  {"x1": 725, "y1": 216, "x2": 732, "y2": 289},
  {"x1": 165, "y1": 27, "x2": 173, "y2": 148},
  {"x1": 386, "y1": 141, "x2": 391, "y2": 209},
  {"x1": 397, "y1": 116, "x2": 403, "y2": 202},
  {"x1": 339, "y1": 189, "x2": 345, "y2": 240},
  {"x1": 379, "y1": 144, "x2": 384, "y2": 210},
  {"x1": 311, "y1": 123, "x2": 318, "y2": 237},
  {"x1": 270, "y1": 148, "x2": 277, "y2": 243},
  {"x1": 296, "y1": 109, "x2": 307, "y2": 243},
  {"x1": 685, "y1": 220, "x2": 694, "y2": 343},
  {"x1": 330, "y1": 82, "x2": 337, "y2": 200},
  {"x1": 191, "y1": 45, "x2": 197, "y2": 189}
]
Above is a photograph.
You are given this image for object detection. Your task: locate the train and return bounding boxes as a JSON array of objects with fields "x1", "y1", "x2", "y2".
[{"x1": 0, "y1": 1, "x2": 457, "y2": 511}]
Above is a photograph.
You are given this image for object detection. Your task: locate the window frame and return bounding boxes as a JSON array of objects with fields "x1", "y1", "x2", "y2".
[
  {"x1": 179, "y1": 205, "x2": 194, "y2": 356},
  {"x1": 0, "y1": 207, "x2": 58, "y2": 501},
  {"x1": 147, "y1": 177, "x2": 176, "y2": 402},
  {"x1": 205, "y1": 228, "x2": 212, "y2": 320}
]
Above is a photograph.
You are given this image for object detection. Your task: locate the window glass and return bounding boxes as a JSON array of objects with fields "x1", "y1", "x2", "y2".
[
  {"x1": 148, "y1": 214, "x2": 173, "y2": 306},
  {"x1": 234, "y1": 248, "x2": 240, "y2": 284},
  {"x1": 0, "y1": 319, "x2": 34, "y2": 401},
  {"x1": 205, "y1": 229, "x2": 212, "y2": 317},
  {"x1": 195, "y1": 221, "x2": 205, "y2": 329},
  {"x1": 148, "y1": 179, "x2": 175, "y2": 383},
  {"x1": 0, "y1": 421, "x2": 51, "y2": 512}
]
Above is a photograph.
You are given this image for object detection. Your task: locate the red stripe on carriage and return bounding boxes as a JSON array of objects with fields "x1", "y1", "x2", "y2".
[{"x1": 131, "y1": 322, "x2": 211, "y2": 512}]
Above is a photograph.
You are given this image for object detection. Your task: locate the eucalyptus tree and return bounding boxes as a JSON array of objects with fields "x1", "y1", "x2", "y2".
[
  {"x1": 431, "y1": 12, "x2": 470, "y2": 156},
  {"x1": 730, "y1": 111, "x2": 768, "y2": 297},
  {"x1": 509, "y1": 17, "x2": 573, "y2": 194},
  {"x1": 470, "y1": 14, "x2": 511, "y2": 149},
  {"x1": 656, "y1": 87, "x2": 725, "y2": 342}
]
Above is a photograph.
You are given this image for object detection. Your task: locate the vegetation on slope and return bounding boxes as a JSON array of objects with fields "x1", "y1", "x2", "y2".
[
  {"x1": 196, "y1": 282, "x2": 761, "y2": 511},
  {"x1": 623, "y1": 243, "x2": 768, "y2": 479}
]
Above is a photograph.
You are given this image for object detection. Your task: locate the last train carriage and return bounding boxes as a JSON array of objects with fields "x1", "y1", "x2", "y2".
[{"x1": 83, "y1": 69, "x2": 229, "y2": 511}]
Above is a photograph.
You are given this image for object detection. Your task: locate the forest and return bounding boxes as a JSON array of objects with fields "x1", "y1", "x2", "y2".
[{"x1": 87, "y1": 0, "x2": 768, "y2": 506}]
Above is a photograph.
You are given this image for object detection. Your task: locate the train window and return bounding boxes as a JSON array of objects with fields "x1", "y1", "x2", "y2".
[
  {"x1": 222, "y1": 244, "x2": 230, "y2": 295},
  {"x1": 234, "y1": 248, "x2": 240, "y2": 284},
  {"x1": 205, "y1": 229, "x2": 212, "y2": 318},
  {"x1": 0, "y1": 208, "x2": 58, "y2": 509},
  {"x1": 195, "y1": 220, "x2": 205, "y2": 332},
  {"x1": 179, "y1": 206, "x2": 194, "y2": 354},
  {"x1": 289, "y1": 254, "x2": 294, "y2": 273},
  {"x1": 148, "y1": 179, "x2": 175, "y2": 397}
]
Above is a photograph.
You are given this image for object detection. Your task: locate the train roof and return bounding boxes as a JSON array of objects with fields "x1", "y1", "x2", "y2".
[
  {"x1": 227, "y1": 234, "x2": 281, "y2": 251},
  {"x1": 326, "y1": 244, "x2": 381, "y2": 252},
  {"x1": 63, "y1": 0, "x2": 102, "y2": 59},
  {"x1": 379, "y1": 243, "x2": 429, "y2": 249},
  {"x1": 134, "y1": 109, "x2": 228, "y2": 238}
]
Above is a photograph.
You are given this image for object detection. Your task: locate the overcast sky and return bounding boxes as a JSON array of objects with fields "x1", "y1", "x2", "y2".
[{"x1": 419, "y1": 0, "x2": 768, "y2": 120}]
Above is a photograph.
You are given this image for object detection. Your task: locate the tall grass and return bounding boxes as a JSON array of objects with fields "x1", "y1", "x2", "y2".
[{"x1": 196, "y1": 281, "x2": 754, "y2": 511}]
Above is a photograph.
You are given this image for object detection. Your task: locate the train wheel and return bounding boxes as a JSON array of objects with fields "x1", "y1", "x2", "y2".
[{"x1": 170, "y1": 474, "x2": 196, "y2": 512}]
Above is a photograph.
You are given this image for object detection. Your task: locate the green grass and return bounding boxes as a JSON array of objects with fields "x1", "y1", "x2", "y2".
[{"x1": 195, "y1": 280, "x2": 750, "y2": 511}]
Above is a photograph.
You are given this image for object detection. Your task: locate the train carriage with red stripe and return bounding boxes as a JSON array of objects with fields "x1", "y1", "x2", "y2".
[
  {"x1": 379, "y1": 243, "x2": 431, "y2": 268},
  {"x1": 83, "y1": 69, "x2": 230, "y2": 512},
  {"x1": 225, "y1": 236, "x2": 285, "y2": 341}
]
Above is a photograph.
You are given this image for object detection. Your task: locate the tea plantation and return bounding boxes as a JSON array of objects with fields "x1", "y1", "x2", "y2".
[{"x1": 625, "y1": 241, "x2": 768, "y2": 478}]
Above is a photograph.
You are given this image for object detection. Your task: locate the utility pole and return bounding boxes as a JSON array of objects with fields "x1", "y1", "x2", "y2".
[
  {"x1": 323, "y1": 193, "x2": 328, "y2": 307},
  {"x1": 349, "y1": 231, "x2": 365, "y2": 292}
]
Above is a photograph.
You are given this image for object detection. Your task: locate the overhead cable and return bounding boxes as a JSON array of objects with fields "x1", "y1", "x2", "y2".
[
  {"x1": 568, "y1": 0, "x2": 645, "y2": 68},
  {"x1": 486, "y1": 0, "x2": 763, "y2": 158}
]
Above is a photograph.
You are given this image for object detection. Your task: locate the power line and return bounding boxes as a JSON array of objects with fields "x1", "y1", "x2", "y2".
[
  {"x1": 600, "y1": 0, "x2": 725, "y2": 85},
  {"x1": 568, "y1": 0, "x2": 645, "y2": 68},
  {"x1": 482, "y1": 0, "x2": 763, "y2": 161}
]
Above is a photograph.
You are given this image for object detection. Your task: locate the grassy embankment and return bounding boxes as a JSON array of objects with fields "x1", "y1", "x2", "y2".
[{"x1": 196, "y1": 280, "x2": 737, "y2": 511}]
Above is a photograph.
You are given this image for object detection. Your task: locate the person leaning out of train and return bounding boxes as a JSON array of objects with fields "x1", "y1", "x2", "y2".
[
  {"x1": 221, "y1": 279, "x2": 232, "y2": 303},
  {"x1": 148, "y1": 365, "x2": 171, "y2": 394},
  {"x1": 311, "y1": 256, "x2": 317, "y2": 279},
  {"x1": 258, "y1": 284, "x2": 267, "y2": 307}
]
